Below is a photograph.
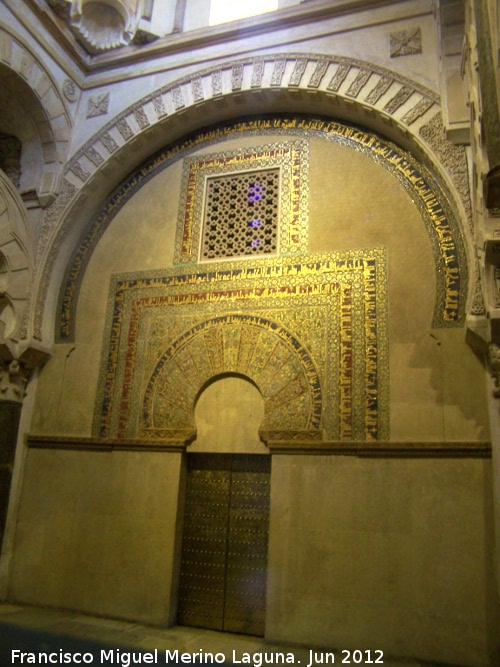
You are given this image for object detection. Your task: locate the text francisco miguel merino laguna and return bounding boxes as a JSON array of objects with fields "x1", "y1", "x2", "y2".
[{"x1": 10, "y1": 648, "x2": 385, "y2": 665}]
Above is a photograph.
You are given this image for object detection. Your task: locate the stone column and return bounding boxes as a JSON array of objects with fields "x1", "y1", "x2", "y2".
[
  {"x1": 473, "y1": 0, "x2": 500, "y2": 210},
  {"x1": 173, "y1": 0, "x2": 187, "y2": 32},
  {"x1": 0, "y1": 359, "x2": 27, "y2": 551},
  {"x1": 488, "y1": 344, "x2": 500, "y2": 560}
]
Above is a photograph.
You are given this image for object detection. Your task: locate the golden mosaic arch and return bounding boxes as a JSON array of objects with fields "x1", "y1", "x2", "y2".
[
  {"x1": 57, "y1": 117, "x2": 467, "y2": 346},
  {"x1": 92, "y1": 251, "x2": 388, "y2": 442},
  {"x1": 141, "y1": 314, "x2": 322, "y2": 436},
  {"x1": 34, "y1": 52, "x2": 470, "y2": 348}
]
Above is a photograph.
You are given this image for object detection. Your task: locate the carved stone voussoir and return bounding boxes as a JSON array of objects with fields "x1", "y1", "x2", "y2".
[
  {"x1": 38, "y1": 178, "x2": 78, "y2": 259},
  {"x1": 33, "y1": 54, "x2": 445, "y2": 351}
]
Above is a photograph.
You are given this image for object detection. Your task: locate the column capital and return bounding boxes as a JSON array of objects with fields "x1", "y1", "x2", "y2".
[
  {"x1": 0, "y1": 344, "x2": 51, "y2": 403},
  {"x1": 0, "y1": 359, "x2": 28, "y2": 403}
]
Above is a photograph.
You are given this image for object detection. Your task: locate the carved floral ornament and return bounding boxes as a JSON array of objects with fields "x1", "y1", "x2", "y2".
[
  {"x1": 87, "y1": 93, "x2": 110, "y2": 118},
  {"x1": 390, "y1": 27, "x2": 422, "y2": 58},
  {"x1": 62, "y1": 79, "x2": 78, "y2": 103}
]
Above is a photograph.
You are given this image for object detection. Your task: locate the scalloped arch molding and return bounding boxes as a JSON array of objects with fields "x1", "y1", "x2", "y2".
[
  {"x1": 32, "y1": 53, "x2": 473, "y2": 344},
  {"x1": 0, "y1": 170, "x2": 32, "y2": 355}
]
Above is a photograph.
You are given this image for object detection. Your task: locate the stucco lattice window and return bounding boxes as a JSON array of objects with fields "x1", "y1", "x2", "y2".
[
  {"x1": 200, "y1": 169, "x2": 280, "y2": 261},
  {"x1": 174, "y1": 141, "x2": 309, "y2": 265}
]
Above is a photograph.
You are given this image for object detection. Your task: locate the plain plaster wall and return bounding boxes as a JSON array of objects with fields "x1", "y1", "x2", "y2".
[
  {"x1": 7, "y1": 447, "x2": 497, "y2": 665},
  {"x1": 9, "y1": 448, "x2": 185, "y2": 626},
  {"x1": 266, "y1": 455, "x2": 497, "y2": 666}
]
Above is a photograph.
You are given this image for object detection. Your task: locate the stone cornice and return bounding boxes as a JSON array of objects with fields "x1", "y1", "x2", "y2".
[
  {"x1": 26, "y1": 434, "x2": 492, "y2": 458},
  {"x1": 265, "y1": 440, "x2": 492, "y2": 457},
  {"x1": 27, "y1": 434, "x2": 190, "y2": 452},
  {"x1": 15, "y1": 0, "x2": 434, "y2": 82}
]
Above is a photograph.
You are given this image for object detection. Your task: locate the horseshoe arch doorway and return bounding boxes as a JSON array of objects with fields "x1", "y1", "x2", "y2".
[{"x1": 177, "y1": 374, "x2": 271, "y2": 636}]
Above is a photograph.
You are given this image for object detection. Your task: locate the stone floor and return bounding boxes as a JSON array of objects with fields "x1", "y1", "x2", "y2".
[{"x1": 0, "y1": 603, "x2": 454, "y2": 666}]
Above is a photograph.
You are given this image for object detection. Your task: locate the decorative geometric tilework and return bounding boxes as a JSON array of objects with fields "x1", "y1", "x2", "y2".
[
  {"x1": 175, "y1": 140, "x2": 309, "y2": 265},
  {"x1": 200, "y1": 169, "x2": 280, "y2": 261},
  {"x1": 56, "y1": 117, "x2": 467, "y2": 343},
  {"x1": 93, "y1": 250, "x2": 389, "y2": 443},
  {"x1": 143, "y1": 314, "x2": 321, "y2": 435}
]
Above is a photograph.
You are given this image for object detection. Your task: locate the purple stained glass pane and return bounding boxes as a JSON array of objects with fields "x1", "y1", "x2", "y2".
[
  {"x1": 201, "y1": 167, "x2": 279, "y2": 260},
  {"x1": 248, "y1": 182, "x2": 266, "y2": 202}
]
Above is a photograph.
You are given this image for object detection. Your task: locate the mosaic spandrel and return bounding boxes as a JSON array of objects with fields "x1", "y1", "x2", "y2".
[{"x1": 94, "y1": 251, "x2": 389, "y2": 442}]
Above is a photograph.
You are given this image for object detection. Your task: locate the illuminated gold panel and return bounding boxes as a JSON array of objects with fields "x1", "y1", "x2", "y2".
[{"x1": 94, "y1": 250, "x2": 389, "y2": 442}]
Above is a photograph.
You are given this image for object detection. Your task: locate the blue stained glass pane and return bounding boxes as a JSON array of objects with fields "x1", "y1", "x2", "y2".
[{"x1": 248, "y1": 183, "x2": 265, "y2": 202}]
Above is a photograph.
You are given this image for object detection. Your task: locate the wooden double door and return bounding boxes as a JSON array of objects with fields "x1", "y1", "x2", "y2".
[{"x1": 177, "y1": 454, "x2": 271, "y2": 636}]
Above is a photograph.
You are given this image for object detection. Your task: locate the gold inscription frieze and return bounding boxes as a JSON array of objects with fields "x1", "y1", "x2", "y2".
[
  {"x1": 58, "y1": 117, "x2": 466, "y2": 343},
  {"x1": 93, "y1": 251, "x2": 389, "y2": 443},
  {"x1": 175, "y1": 140, "x2": 309, "y2": 265}
]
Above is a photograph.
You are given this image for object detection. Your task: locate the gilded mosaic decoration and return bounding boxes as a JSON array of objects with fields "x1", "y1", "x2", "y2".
[
  {"x1": 56, "y1": 117, "x2": 467, "y2": 342},
  {"x1": 143, "y1": 314, "x2": 321, "y2": 435},
  {"x1": 175, "y1": 141, "x2": 309, "y2": 264},
  {"x1": 94, "y1": 251, "x2": 389, "y2": 442}
]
